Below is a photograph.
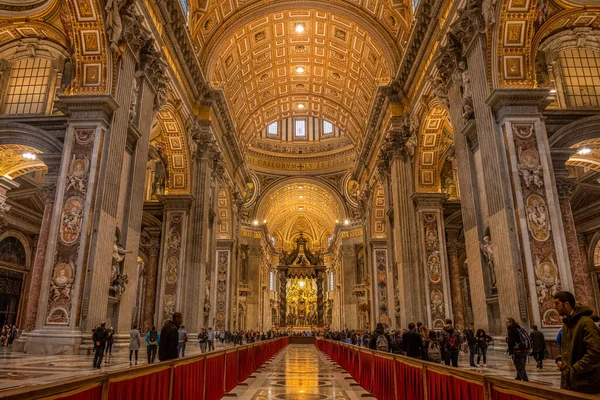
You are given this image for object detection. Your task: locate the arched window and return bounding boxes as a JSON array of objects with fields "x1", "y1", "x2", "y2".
[
  {"x1": 594, "y1": 240, "x2": 600, "y2": 268},
  {"x1": 557, "y1": 48, "x2": 600, "y2": 109},
  {"x1": 3, "y1": 57, "x2": 53, "y2": 115},
  {"x1": 538, "y1": 29, "x2": 600, "y2": 110},
  {"x1": 0, "y1": 237, "x2": 26, "y2": 267}
]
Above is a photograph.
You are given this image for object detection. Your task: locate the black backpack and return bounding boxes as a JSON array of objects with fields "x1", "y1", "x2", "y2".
[{"x1": 149, "y1": 330, "x2": 158, "y2": 345}]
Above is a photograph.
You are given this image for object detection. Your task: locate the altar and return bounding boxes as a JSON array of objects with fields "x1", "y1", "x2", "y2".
[{"x1": 277, "y1": 233, "x2": 326, "y2": 328}]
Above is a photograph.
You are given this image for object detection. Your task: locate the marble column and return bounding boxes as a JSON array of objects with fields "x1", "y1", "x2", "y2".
[
  {"x1": 446, "y1": 239, "x2": 465, "y2": 329},
  {"x1": 22, "y1": 155, "x2": 61, "y2": 333},
  {"x1": 156, "y1": 195, "x2": 192, "y2": 328},
  {"x1": 371, "y1": 241, "x2": 391, "y2": 329},
  {"x1": 78, "y1": 14, "x2": 159, "y2": 339},
  {"x1": 340, "y1": 244, "x2": 358, "y2": 329},
  {"x1": 552, "y1": 149, "x2": 596, "y2": 311},
  {"x1": 317, "y1": 271, "x2": 324, "y2": 326},
  {"x1": 380, "y1": 116, "x2": 424, "y2": 327},
  {"x1": 279, "y1": 267, "x2": 287, "y2": 326},
  {"x1": 25, "y1": 95, "x2": 116, "y2": 354},
  {"x1": 489, "y1": 89, "x2": 574, "y2": 330},
  {"x1": 413, "y1": 193, "x2": 452, "y2": 329},
  {"x1": 141, "y1": 230, "x2": 161, "y2": 331},
  {"x1": 215, "y1": 242, "x2": 233, "y2": 331},
  {"x1": 438, "y1": 24, "x2": 530, "y2": 331},
  {"x1": 185, "y1": 117, "x2": 219, "y2": 332}
]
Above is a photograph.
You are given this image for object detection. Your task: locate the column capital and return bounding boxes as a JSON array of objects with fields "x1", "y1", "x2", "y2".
[
  {"x1": 555, "y1": 176, "x2": 577, "y2": 199},
  {"x1": 381, "y1": 115, "x2": 417, "y2": 161},
  {"x1": 486, "y1": 89, "x2": 552, "y2": 122},
  {"x1": 412, "y1": 192, "x2": 449, "y2": 209},
  {"x1": 120, "y1": 4, "x2": 152, "y2": 57},
  {"x1": 158, "y1": 194, "x2": 194, "y2": 210},
  {"x1": 55, "y1": 94, "x2": 118, "y2": 124}
]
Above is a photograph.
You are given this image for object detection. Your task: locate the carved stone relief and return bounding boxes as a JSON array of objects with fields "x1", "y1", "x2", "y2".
[
  {"x1": 161, "y1": 212, "x2": 184, "y2": 322},
  {"x1": 508, "y1": 124, "x2": 563, "y2": 327},
  {"x1": 422, "y1": 212, "x2": 447, "y2": 328},
  {"x1": 46, "y1": 128, "x2": 97, "y2": 325}
]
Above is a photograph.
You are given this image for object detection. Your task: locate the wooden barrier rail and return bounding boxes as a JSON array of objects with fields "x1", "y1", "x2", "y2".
[
  {"x1": 0, "y1": 337, "x2": 289, "y2": 400},
  {"x1": 316, "y1": 338, "x2": 597, "y2": 400}
]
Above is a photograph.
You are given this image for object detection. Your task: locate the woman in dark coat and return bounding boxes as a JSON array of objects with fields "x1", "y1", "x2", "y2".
[{"x1": 475, "y1": 329, "x2": 492, "y2": 366}]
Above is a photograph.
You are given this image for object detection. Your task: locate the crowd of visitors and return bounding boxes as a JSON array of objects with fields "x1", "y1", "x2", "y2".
[
  {"x1": 0, "y1": 325, "x2": 18, "y2": 347},
  {"x1": 323, "y1": 290, "x2": 600, "y2": 394},
  {"x1": 90, "y1": 312, "x2": 288, "y2": 368}
]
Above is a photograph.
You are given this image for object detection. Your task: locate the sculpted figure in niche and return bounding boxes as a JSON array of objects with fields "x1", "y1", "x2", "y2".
[
  {"x1": 104, "y1": 0, "x2": 124, "y2": 53},
  {"x1": 480, "y1": 235, "x2": 497, "y2": 289},
  {"x1": 110, "y1": 230, "x2": 129, "y2": 299}
]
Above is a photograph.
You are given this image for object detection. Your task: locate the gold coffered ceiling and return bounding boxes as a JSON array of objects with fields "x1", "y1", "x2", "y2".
[
  {"x1": 205, "y1": 8, "x2": 401, "y2": 148},
  {"x1": 0, "y1": 145, "x2": 45, "y2": 179},
  {"x1": 256, "y1": 181, "x2": 346, "y2": 247}
]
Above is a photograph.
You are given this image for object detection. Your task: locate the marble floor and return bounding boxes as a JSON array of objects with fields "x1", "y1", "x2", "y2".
[
  {"x1": 0, "y1": 343, "x2": 561, "y2": 395},
  {"x1": 231, "y1": 344, "x2": 371, "y2": 400}
]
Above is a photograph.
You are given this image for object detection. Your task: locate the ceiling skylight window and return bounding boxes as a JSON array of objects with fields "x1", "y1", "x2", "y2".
[
  {"x1": 295, "y1": 119, "x2": 306, "y2": 137},
  {"x1": 268, "y1": 121, "x2": 278, "y2": 135},
  {"x1": 323, "y1": 120, "x2": 333, "y2": 135},
  {"x1": 295, "y1": 23, "x2": 305, "y2": 33},
  {"x1": 296, "y1": 66, "x2": 305, "y2": 73}
]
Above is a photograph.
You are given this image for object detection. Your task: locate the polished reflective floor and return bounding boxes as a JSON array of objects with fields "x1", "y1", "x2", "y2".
[{"x1": 231, "y1": 344, "x2": 371, "y2": 400}]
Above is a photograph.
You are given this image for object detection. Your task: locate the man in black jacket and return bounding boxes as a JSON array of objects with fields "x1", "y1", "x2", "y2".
[
  {"x1": 465, "y1": 326, "x2": 477, "y2": 367},
  {"x1": 402, "y1": 323, "x2": 422, "y2": 358},
  {"x1": 530, "y1": 325, "x2": 546, "y2": 369},
  {"x1": 159, "y1": 312, "x2": 182, "y2": 361},
  {"x1": 92, "y1": 321, "x2": 108, "y2": 369},
  {"x1": 506, "y1": 317, "x2": 529, "y2": 382}
]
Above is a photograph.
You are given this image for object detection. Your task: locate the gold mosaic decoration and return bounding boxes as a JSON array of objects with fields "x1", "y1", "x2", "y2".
[
  {"x1": 152, "y1": 108, "x2": 191, "y2": 193},
  {"x1": 416, "y1": 105, "x2": 453, "y2": 191}
]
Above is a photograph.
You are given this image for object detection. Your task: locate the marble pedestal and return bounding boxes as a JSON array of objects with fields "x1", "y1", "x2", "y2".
[{"x1": 24, "y1": 328, "x2": 83, "y2": 355}]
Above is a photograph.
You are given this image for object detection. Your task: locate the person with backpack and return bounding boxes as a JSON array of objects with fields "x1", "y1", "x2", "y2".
[
  {"x1": 441, "y1": 319, "x2": 462, "y2": 367},
  {"x1": 369, "y1": 322, "x2": 390, "y2": 352},
  {"x1": 402, "y1": 323, "x2": 422, "y2": 358},
  {"x1": 427, "y1": 330, "x2": 442, "y2": 363},
  {"x1": 208, "y1": 327, "x2": 215, "y2": 351},
  {"x1": 146, "y1": 326, "x2": 160, "y2": 364},
  {"x1": 505, "y1": 317, "x2": 530, "y2": 382}
]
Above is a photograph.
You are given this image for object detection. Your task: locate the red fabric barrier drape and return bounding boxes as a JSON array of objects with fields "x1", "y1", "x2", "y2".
[
  {"x1": 225, "y1": 351, "x2": 239, "y2": 393},
  {"x1": 490, "y1": 389, "x2": 529, "y2": 400},
  {"x1": 395, "y1": 360, "x2": 423, "y2": 400},
  {"x1": 173, "y1": 359, "x2": 205, "y2": 400},
  {"x1": 351, "y1": 347, "x2": 360, "y2": 383},
  {"x1": 56, "y1": 385, "x2": 101, "y2": 400},
  {"x1": 108, "y1": 369, "x2": 170, "y2": 400},
  {"x1": 373, "y1": 355, "x2": 395, "y2": 400},
  {"x1": 205, "y1": 353, "x2": 226, "y2": 400},
  {"x1": 237, "y1": 348, "x2": 250, "y2": 383},
  {"x1": 426, "y1": 370, "x2": 483, "y2": 400},
  {"x1": 359, "y1": 351, "x2": 374, "y2": 393}
]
